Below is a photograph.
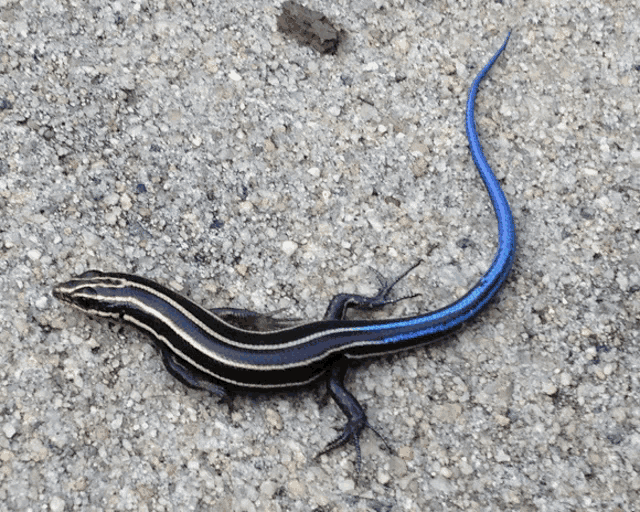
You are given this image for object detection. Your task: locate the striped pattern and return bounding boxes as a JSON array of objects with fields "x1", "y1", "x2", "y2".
[
  {"x1": 52, "y1": 34, "x2": 515, "y2": 455},
  {"x1": 51, "y1": 270, "x2": 460, "y2": 388}
]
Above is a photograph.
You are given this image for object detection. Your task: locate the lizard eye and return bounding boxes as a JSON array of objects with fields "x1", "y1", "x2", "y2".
[{"x1": 73, "y1": 287, "x2": 99, "y2": 310}]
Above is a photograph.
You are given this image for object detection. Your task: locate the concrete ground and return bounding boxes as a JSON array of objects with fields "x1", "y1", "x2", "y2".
[{"x1": 1, "y1": 0, "x2": 638, "y2": 510}]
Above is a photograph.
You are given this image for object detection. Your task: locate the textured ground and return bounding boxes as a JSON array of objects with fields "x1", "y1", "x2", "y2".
[{"x1": 1, "y1": 0, "x2": 639, "y2": 510}]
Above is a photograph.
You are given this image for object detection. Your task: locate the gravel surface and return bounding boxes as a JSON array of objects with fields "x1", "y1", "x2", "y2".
[{"x1": 1, "y1": 0, "x2": 639, "y2": 510}]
